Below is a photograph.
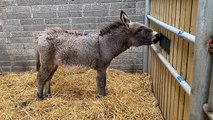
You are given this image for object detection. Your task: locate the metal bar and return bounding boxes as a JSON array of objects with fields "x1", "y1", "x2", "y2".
[
  {"x1": 147, "y1": 15, "x2": 196, "y2": 43},
  {"x1": 208, "y1": 62, "x2": 213, "y2": 111},
  {"x1": 151, "y1": 44, "x2": 191, "y2": 95},
  {"x1": 203, "y1": 104, "x2": 213, "y2": 120},
  {"x1": 142, "y1": 0, "x2": 150, "y2": 73},
  {"x1": 189, "y1": 0, "x2": 213, "y2": 119}
]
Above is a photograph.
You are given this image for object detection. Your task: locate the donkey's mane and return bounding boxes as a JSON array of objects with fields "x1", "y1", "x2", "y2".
[{"x1": 100, "y1": 20, "x2": 124, "y2": 36}]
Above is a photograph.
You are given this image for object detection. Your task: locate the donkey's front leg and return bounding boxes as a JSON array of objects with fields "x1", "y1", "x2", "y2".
[
  {"x1": 96, "y1": 68, "x2": 107, "y2": 97},
  {"x1": 37, "y1": 68, "x2": 53, "y2": 100}
]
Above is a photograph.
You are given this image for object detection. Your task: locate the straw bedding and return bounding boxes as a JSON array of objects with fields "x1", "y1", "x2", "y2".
[{"x1": 0, "y1": 68, "x2": 163, "y2": 120}]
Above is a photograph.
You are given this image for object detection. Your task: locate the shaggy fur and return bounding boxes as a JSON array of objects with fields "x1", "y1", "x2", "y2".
[
  {"x1": 34, "y1": 10, "x2": 156, "y2": 100},
  {"x1": 100, "y1": 20, "x2": 124, "y2": 36}
]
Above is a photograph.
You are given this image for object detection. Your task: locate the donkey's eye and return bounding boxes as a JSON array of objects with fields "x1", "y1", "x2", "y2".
[
  {"x1": 136, "y1": 28, "x2": 143, "y2": 34},
  {"x1": 136, "y1": 26, "x2": 145, "y2": 33}
]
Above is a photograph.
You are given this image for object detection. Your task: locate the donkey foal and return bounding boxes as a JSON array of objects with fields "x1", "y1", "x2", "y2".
[{"x1": 34, "y1": 10, "x2": 158, "y2": 100}]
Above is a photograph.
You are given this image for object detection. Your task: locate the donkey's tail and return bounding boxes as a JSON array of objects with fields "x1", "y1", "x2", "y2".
[{"x1": 35, "y1": 50, "x2": 40, "y2": 72}]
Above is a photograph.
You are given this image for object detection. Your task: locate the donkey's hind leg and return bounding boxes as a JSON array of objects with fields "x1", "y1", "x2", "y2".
[
  {"x1": 37, "y1": 66, "x2": 56, "y2": 100},
  {"x1": 44, "y1": 66, "x2": 58, "y2": 98},
  {"x1": 37, "y1": 69, "x2": 49, "y2": 100}
]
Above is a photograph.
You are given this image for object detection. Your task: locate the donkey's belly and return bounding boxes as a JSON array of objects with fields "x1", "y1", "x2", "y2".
[
  {"x1": 55, "y1": 50, "x2": 99, "y2": 69},
  {"x1": 61, "y1": 64, "x2": 90, "y2": 73}
]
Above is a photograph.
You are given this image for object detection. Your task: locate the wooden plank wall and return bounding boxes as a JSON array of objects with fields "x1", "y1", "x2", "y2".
[{"x1": 148, "y1": 0, "x2": 198, "y2": 120}]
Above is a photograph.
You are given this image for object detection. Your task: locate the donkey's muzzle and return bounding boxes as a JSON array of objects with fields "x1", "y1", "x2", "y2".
[
  {"x1": 152, "y1": 31, "x2": 161, "y2": 44},
  {"x1": 153, "y1": 31, "x2": 158, "y2": 36}
]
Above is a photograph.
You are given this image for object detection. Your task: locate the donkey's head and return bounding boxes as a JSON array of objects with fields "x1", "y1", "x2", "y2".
[{"x1": 120, "y1": 10, "x2": 157, "y2": 46}]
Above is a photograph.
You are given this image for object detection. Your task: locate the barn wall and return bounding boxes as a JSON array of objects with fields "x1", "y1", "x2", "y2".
[
  {"x1": 148, "y1": 0, "x2": 198, "y2": 120},
  {"x1": 0, "y1": 0, "x2": 145, "y2": 73}
]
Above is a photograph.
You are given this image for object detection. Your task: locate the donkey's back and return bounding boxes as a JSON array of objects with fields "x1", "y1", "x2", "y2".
[{"x1": 35, "y1": 27, "x2": 101, "y2": 70}]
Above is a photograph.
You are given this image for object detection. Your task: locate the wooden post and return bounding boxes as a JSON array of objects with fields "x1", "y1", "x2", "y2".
[{"x1": 189, "y1": 0, "x2": 213, "y2": 119}]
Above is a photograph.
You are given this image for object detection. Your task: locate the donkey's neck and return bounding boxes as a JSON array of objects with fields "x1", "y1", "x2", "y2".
[{"x1": 99, "y1": 28, "x2": 130, "y2": 63}]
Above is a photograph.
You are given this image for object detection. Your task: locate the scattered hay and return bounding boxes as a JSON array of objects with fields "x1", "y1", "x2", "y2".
[{"x1": 0, "y1": 68, "x2": 163, "y2": 120}]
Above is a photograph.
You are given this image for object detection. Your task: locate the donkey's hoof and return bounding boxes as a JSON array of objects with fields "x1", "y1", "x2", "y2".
[
  {"x1": 96, "y1": 95, "x2": 104, "y2": 98},
  {"x1": 37, "y1": 93, "x2": 44, "y2": 100},
  {"x1": 96, "y1": 93, "x2": 107, "y2": 98},
  {"x1": 45, "y1": 94, "x2": 52, "y2": 98},
  {"x1": 37, "y1": 96, "x2": 44, "y2": 101}
]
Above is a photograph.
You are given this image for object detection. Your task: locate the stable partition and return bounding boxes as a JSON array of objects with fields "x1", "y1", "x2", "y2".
[{"x1": 147, "y1": 0, "x2": 198, "y2": 119}]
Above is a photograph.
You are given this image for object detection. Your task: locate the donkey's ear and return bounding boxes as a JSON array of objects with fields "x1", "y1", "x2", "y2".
[{"x1": 120, "y1": 10, "x2": 131, "y2": 28}]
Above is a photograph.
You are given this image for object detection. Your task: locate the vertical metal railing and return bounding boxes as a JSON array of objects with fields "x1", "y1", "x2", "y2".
[
  {"x1": 142, "y1": 0, "x2": 150, "y2": 73},
  {"x1": 203, "y1": 48, "x2": 213, "y2": 120},
  {"x1": 189, "y1": 0, "x2": 213, "y2": 119}
]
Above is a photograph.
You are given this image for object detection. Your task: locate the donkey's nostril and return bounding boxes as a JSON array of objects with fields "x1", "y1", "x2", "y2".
[
  {"x1": 146, "y1": 29, "x2": 152, "y2": 33},
  {"x1": 152, "y1": 31, "x2": 158, "y2": 36},
  {"x1": 152, "y1": 32, "x2": 161, "y2": 44}
]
